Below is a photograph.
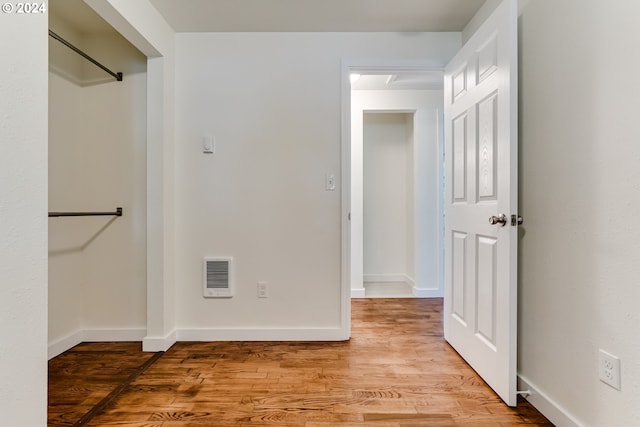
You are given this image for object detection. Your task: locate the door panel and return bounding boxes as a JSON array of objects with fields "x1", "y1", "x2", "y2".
[
  {"x1": 478, "y1": 93, "x2": 497, "y2": 200},
  {"x1": 444, "y1": 0, "x2": 518, "y2": 406},
  {"x1": 451, "y1": 231, "x2": 467, "y2": 322},
  {"x1": 452, "y1": 113, "x2": 468, "y2": 201},
  {"x1": 476, "y1": 235, "x2": 497, "y2": 346}
]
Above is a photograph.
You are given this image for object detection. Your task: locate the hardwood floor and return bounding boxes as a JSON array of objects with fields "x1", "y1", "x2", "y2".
[{"x1": 48, "y1": 298, "x2": 553, "y2": 426}]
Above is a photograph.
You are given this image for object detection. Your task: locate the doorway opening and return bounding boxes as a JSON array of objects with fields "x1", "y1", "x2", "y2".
[
  {"x1": 343, "y1": 65, "x2": 445, "y2": 302},
  {"x1": 48, "y1": 0, "x2": 148, "y2": 358},
  {"x1": 362, "y1": 111, "x2": 416, "y2": 298}
]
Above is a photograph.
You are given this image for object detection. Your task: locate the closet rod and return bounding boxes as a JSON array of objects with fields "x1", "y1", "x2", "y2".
[
  {"x1": 49, "y1": 30, "x2": 123, "y2": 82},
  {"x1": 49, "y1": 207, "x2": 123, "y2": 218}
]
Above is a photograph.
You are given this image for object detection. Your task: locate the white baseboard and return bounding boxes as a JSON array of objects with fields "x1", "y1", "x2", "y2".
[
  {"x1": 50, "y1": 327, "x2": 347, "y2": 356},
  {"x1": 48, "y1": 328, "x2": 146, "y2": 360},
  {"x1": 361, "y1": 274, "x2": 443, "y2": 298},
  {"x1": 143, "y1": 330, "x2": 177, "y2": 352},
  {"x1": 364, "y1": 273, "x2": 414, "y2": 284},
  {"x1": 412, "y1": 287, "x2": 443, "y2": 298},
  {"x1": 351, "y1": 288, "x2": 366, "y2": 298},
  {"x1": 177, "y1": 327, "x2": 348, "y2": 342},
  {"x1": 48, "y1": 330, "x2": 84, "y2": 360},
  {"x1": 83, "y1": 328, "x2": 146, "y2": 342},
  {"x1": 518, "y1": 375, "x2": 583, "y2": 427}
]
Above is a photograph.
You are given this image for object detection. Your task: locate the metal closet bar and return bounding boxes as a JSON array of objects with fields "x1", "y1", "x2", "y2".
[
  {"x1": 48, "y1": 207, "x2": 123, "y2": 218},
  {"x1": 49, "y1": 29, "x2": 123, "y2": 82}
]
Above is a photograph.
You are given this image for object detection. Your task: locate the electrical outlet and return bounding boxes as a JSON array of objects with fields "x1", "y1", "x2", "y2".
[
  {"x1": 599, "y1": 349, "x2": 621, "y2": 390},
  {"x1": 257, "y1": 281, "x2": 269, "y2": 298}
]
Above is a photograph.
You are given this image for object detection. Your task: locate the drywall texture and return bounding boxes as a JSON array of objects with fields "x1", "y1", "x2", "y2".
[
  {"x1": 518, "y1": 1, "x2": 640, "y2": 425},
  {"x1": 363, "y1": 113, "x2": 414, "y2": 281},
  {"x1": 0, "y1": 10, "x2": 48, "y2": 427},
  {"x1": 173, "y1": 33, "x2": 458, "y2": 333},
  {"x1": 48, "y1": 21, "x2": 147, "y2": 348}
]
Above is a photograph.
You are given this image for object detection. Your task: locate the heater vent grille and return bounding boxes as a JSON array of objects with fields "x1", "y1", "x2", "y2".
[{"x1": 203, "y1": 257, "x2": 233, "y2": 298}]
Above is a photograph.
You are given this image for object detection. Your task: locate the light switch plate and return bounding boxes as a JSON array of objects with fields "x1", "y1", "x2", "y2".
[
  {"x1": 325, "y1": 173, "x2": 336, "y2": 191},
  {"x1": 203, "y1": 136, "x2": 214, "y2": 154}
]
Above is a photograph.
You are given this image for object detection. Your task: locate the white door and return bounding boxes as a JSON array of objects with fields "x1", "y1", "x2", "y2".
[{"x1": 443, "y1": 0, "x2": 519, "y2": 406}]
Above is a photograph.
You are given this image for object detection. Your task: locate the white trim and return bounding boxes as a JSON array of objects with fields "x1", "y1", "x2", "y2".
[
  {"x1": 49, "y1": 327, "x2": 347, "y2": 358},
  {"x1": 177, "y1": 328, "x2": 348, "y2": 342},
  {"x1": 84, "y1": 328, "x2": 146, "y2": 342},
  {"x1": 412, "y1": 287, "x2": 442, "y2": 298},
  {"x1": 48, "y1": 330, "x2": 84, "y2": 360},
  {"x1": 436, "y1": 107, "x2": 445, "y2": 300},
  {"x1": 143, "y1": 330, "x2": 177, "y2": 352},
  {"x1": 363, "y1": 273, "x2": 414, "y2": 284},
  {"x1": 48, "y1": 328, "x2": 147, "y2": 359},
  {"x1": 518, "y1": 375, "x2": 583, "y2": 427},
  {"x1": 341, "y1": 61, "x2": 352, "y2": 340},
  {"x1": 351, "y1": 288, "x2": 366, "y2": 298}
]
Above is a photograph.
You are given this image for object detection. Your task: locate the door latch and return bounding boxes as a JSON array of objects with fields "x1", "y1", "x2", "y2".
[{"x1": 511, "y1": 214, "x2": 523, "y2": 226}]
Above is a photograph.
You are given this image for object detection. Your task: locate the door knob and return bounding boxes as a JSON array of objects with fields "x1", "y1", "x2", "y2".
[{"x1": 489, "y1": 214, "x2": 507, "y2": 226}]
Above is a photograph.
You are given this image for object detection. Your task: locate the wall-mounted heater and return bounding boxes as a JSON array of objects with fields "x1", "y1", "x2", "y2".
[{"x1": 203, "y1": 257, "x2": 233, "y2": 298}]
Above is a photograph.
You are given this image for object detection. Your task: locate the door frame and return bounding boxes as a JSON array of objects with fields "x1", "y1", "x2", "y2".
[{"x1": 340, "y1": 61, "x2": 446, "y2": 331}]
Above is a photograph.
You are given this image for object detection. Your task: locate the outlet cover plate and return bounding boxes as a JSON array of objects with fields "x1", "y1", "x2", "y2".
[
  {"x1": 599, "y1": 349, "x2": 621, "y2": 390},
  {"x1": 257, "y1": 281, "x2": 268, "y2": 298}
]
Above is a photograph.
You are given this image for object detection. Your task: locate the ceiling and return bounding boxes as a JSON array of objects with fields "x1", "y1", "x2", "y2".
[
  {"x1": 148, "y1": 0, "x2": 487, "y2": 33},
  {"x1": 351, "y1": 71, "x2": 444, "y2": 91},
  {"x1": 50, "y1": 0, "x2": 114, "y2": 34},
  {"x1": 51, "y1": 0, "x2": 487, "y2": 35},
  {"x1": 50, "y1": 0, "x2": 487, "y2": 90}
]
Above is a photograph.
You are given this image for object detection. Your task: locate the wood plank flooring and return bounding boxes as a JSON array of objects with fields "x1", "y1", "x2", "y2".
[{"x1": 48, "y1": 298, "x2": 553, "y2": 426}]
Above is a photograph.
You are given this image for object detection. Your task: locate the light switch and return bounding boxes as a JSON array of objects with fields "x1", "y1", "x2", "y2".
[
  {"x1": 203, "y1": 136, "x2": 214, "y2": 154},
  {"x1": 325, "y1": 173, "x2": 336, "y2": 191}
]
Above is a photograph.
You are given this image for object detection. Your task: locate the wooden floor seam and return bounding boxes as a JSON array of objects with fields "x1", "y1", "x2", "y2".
[{"x1": 71, "y1": 350, "x2": 164, "y2": 427}]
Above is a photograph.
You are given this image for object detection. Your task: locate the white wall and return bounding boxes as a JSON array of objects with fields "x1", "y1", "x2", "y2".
[
  {"x1": 352, "y1": 89, "x2": 445, "y2": 298},
  {"x1": 0, "y1": 8, "x2": 48, "y2": 427},
  {"x1": 363, "y1": 113, "x2": 414, "y2": 282},
  {"x1": 48, "y1": 72, "x2": 84, "y2": 347},
  {"x1": 48, "y1": 19, "x2": 148, "y2": 355},
  {"x1": 173, "y1": 33, "x2": 457, "y2": 338},
  {"x1": 518, "y1": 1, "x2": 640, "y2": 425}
]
